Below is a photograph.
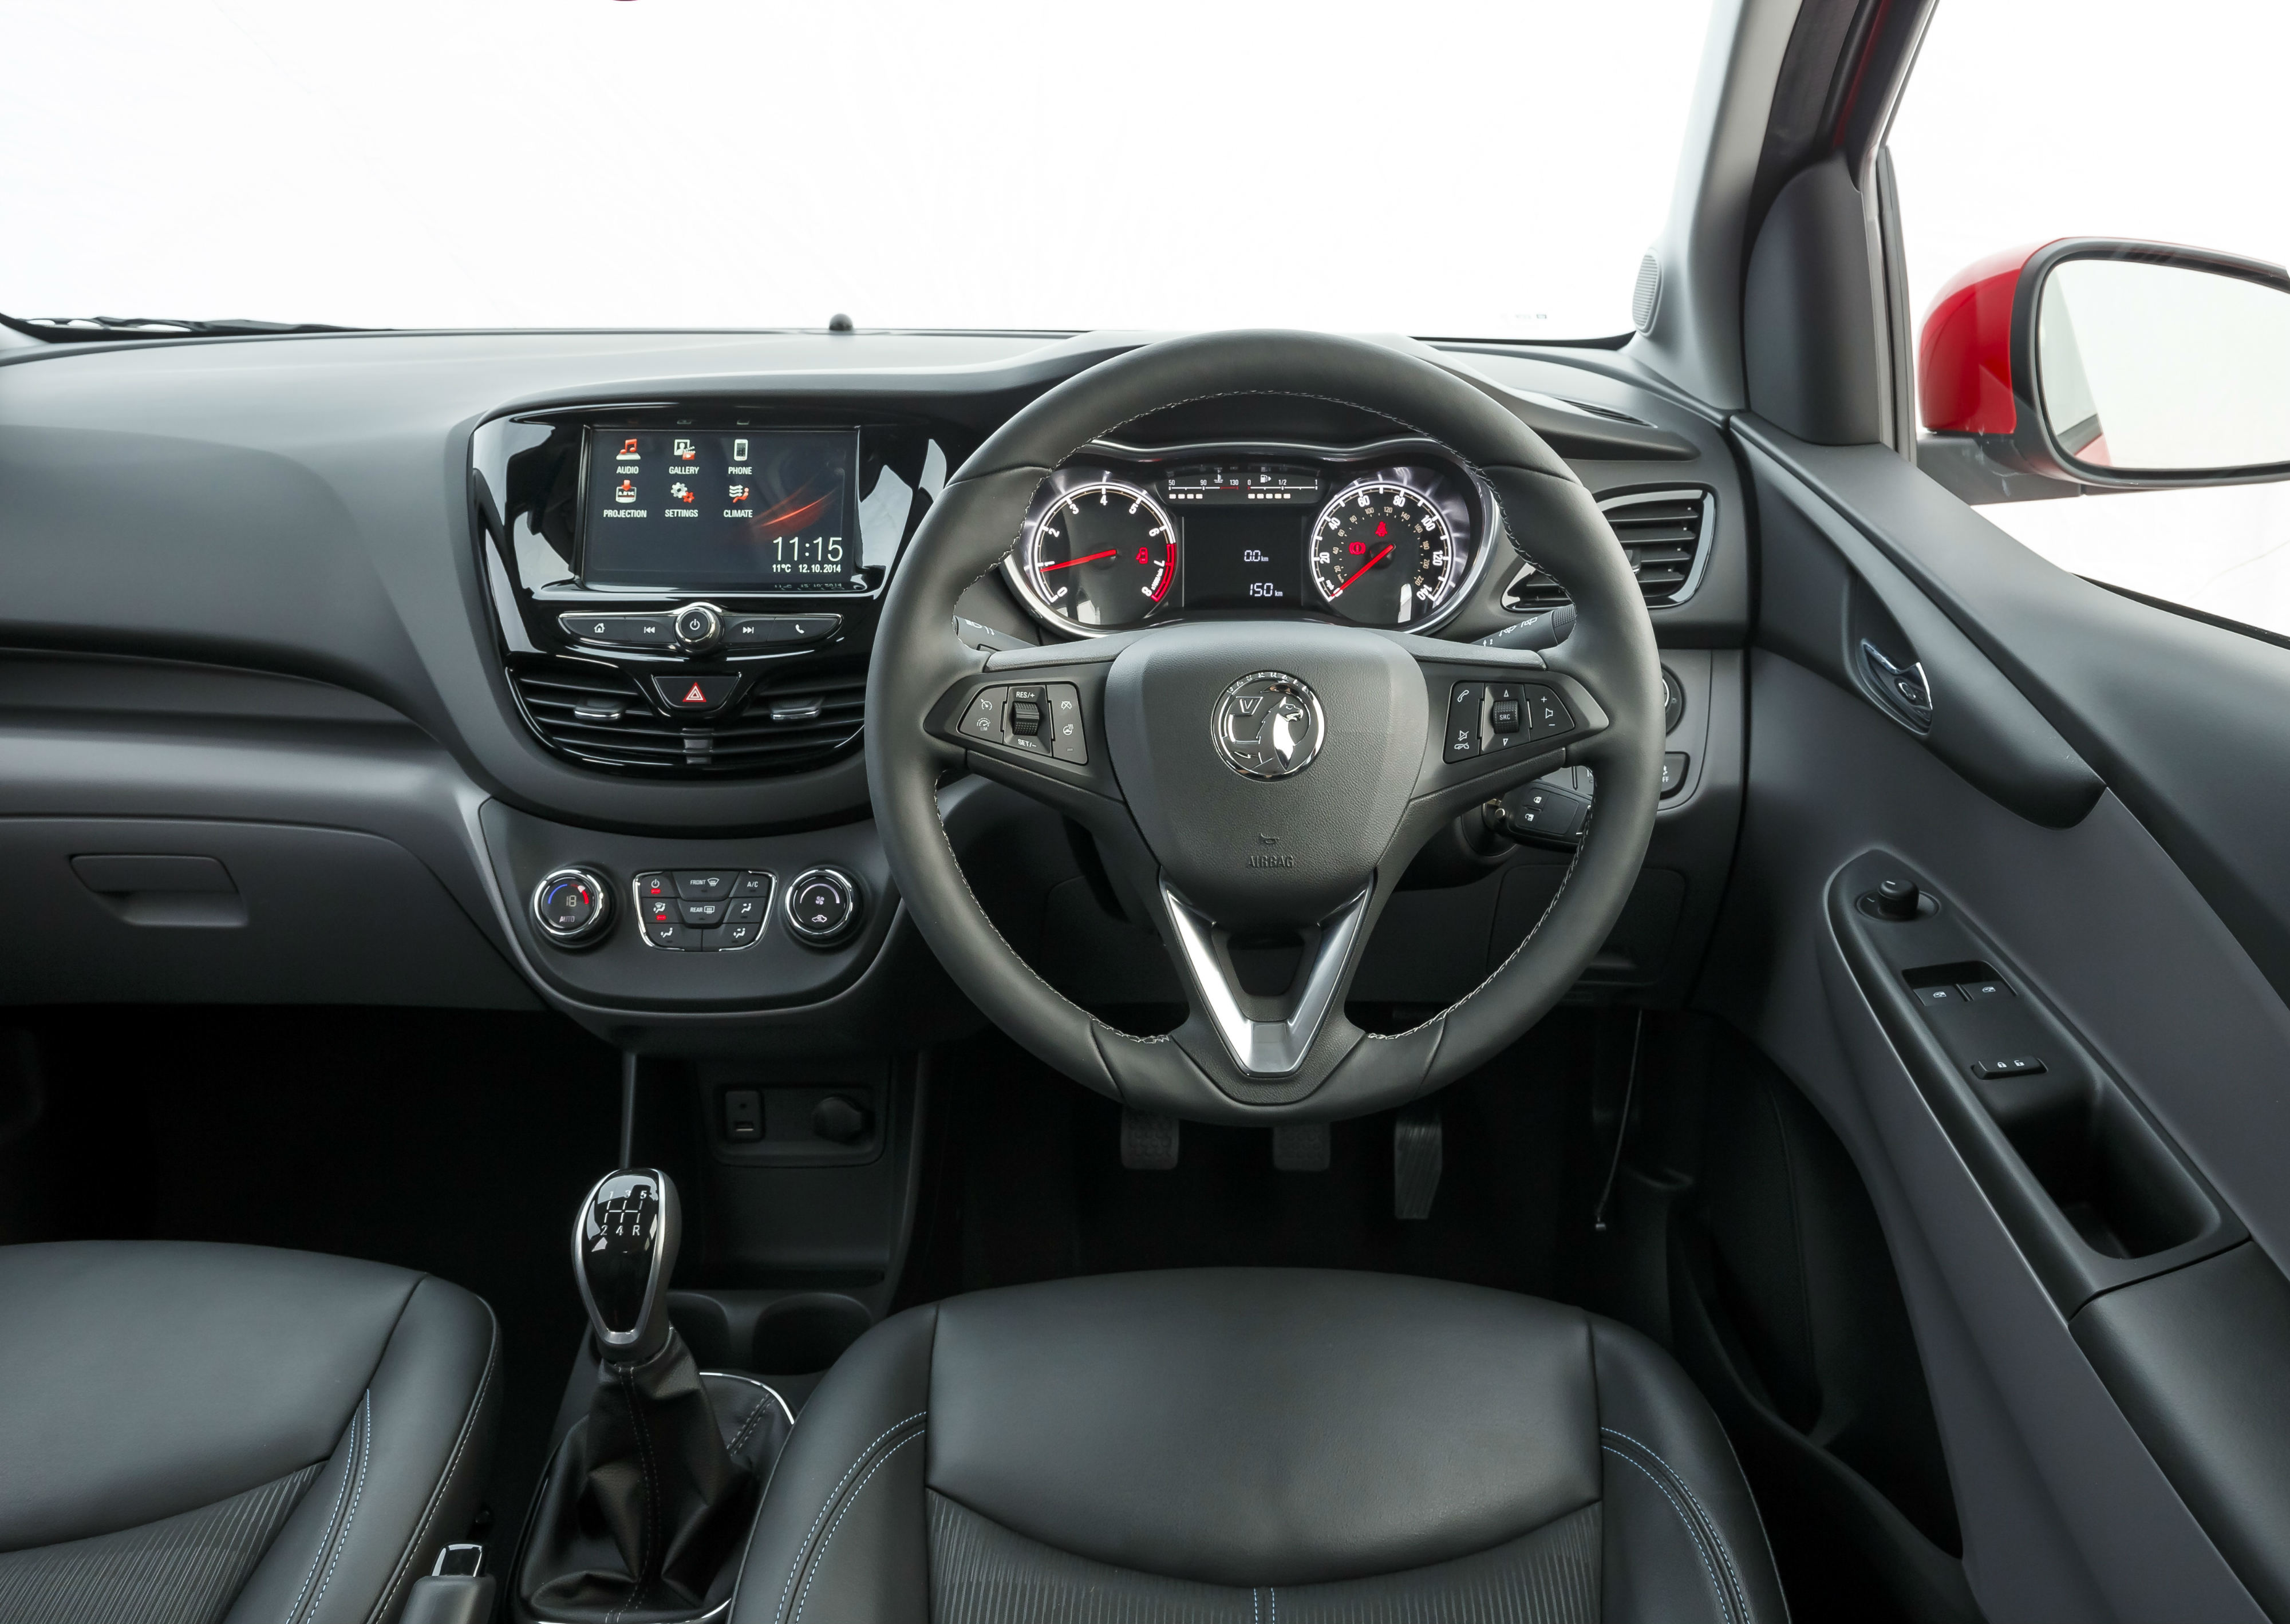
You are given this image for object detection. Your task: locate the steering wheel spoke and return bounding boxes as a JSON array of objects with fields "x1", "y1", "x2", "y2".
[
  {"x1": 1158, "y1": 879, "x2": 1377, "y2": 1079},
  {"x1": 927, "y1": 643, "x2": 1133, "y2": 808}
]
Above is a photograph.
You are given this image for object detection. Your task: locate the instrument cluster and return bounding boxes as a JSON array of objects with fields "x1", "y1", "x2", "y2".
[{"x1": 1003, "y1": 440, "x2": 1493, "y2": 637}]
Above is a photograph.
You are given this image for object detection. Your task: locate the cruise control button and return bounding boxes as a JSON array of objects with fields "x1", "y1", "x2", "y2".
[
  {"x1": 559, "y1": 613, "x2": 674, "y2": 647},
  {"x1": 1049, "y1": 683, "x2": 1087, "y2": 763},
  {"x1": 674, "y1": 870, "x2": 735, "y2": 899},
  {"x1": 962, "y1": 687, "x2": 1007, "y2": 741},
  {"x1": 650, "y1": 674, "x2": 738, "y2": 713},
  {"x1": 679, "y1": 899, "x2": 725, "y2": 924}
]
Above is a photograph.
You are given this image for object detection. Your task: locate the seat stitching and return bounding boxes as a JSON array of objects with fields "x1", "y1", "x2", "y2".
[
  {"x1": 772, "y1": 1412, "x2": 928, "y2": 1624},
  {"x1": 368, "y1": 1307, "x2": 500, "y2": 1624},
  {"x1": 1269, "y1": 1584, "x2": 1277, "y2": 1624},
  {"x1": 307, "y1": 1392, "x2": 374, "y2": 1622},
  {"x1": 1602, "y1": 1428, "x2": 1752, "y2": 1624},
  {"x1": 729, "y1": 1386, "x2": 776, "y2": 1456},
  {"x1": 282, "y1": 1401, "x2": 361, "y2": 1624},
  {"x1": 1603, "y1": 1444, "x2": 1732, "y2": 1624},
  {"x1": 791, "y1": 1428, "x2": 926, "y2": 1624}
]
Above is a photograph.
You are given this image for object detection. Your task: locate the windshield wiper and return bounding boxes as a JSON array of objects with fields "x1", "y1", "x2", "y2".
[{"x1": 1, "y1": 311, "x2": 373, "y2": 342}]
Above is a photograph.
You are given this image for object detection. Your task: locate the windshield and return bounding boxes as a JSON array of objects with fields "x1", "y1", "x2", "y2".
[{"x1": 4, "y1": 0, "x2": 1713, "y2": 339}]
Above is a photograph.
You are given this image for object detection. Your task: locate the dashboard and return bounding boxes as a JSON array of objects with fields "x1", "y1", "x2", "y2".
[
  {"x1": 0, "y1": 325, "x2": 1746, "y2": 1049},
  {"x1": 1005, "y1": 441, "x2": 1493, "y2": 637}
]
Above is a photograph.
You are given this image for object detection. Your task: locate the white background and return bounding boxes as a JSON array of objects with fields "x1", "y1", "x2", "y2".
[
  {"x1": 1889, "y1": 0, "x2": 2290, "y2": 635},
  {"x1": 0, "y1": 0, "x2": 1711, "y2": 338}
]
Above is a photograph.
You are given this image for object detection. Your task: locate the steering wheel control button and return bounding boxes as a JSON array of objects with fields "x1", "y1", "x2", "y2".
[
  {"x1": 1009, "y1": 687, "x2": 1046, "y2": 736},
  {"x1": 673, "y1": 870, "x2": 735, "y2": 900},
  {"x1": 650, "y1": 674, "x2": 737, "y2": 714},
  {"x1": 1444, "y1": 682, "x2": 1482, "y2": 761},
  {"x1": 785, "y1": 867, "x2": 863, "y2": 947},
  {"x1": 1213, "y1": 671, "x2": 1325, "y2": 779},
  {"x1": 1047, "y1": 685, "x2": 1087, "y2": 761},
  {"x1": 672, "y1": 604, "x2": 722, "y2": 648},
  {"x1": 559, "y1": 613, "x2": 674, "y2": 648},
  {"x1": 532, "y1": 867, "x2": 612, "y2": 946},
  {"x1": 962, "y1": 687, "x2": 1006, "y2": 740},
  {"x1": 1523, "y1": 685, "x2": 1573, "y2": 734}
]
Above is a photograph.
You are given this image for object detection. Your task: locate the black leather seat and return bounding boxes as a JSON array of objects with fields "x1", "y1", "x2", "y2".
[
  {"x1": 0, "y1": 1240, "x2": 498, "y2": 1624},
  {"x1": 732, "y1": 1269, "x2": 1786, "y2": 1624}
]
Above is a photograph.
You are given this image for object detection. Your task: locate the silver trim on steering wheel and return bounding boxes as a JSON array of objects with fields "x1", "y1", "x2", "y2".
[{"x1": 1160, "y1": 880, "x2": 1375, "y2": 1077}]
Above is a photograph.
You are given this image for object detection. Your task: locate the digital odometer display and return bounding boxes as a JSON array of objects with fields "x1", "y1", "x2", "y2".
[{"x1": 581, "y1": 428, "x2": 860, "y2": 591}]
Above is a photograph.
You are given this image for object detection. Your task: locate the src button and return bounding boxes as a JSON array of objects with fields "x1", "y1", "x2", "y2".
[{"x1": 784, "y1": 866, "x2": 863, "y2": 947}]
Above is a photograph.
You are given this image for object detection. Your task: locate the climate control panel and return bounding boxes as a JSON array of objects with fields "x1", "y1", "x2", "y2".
[
  {"x1": 633, "y1": 869, "x2": 776, "y2": 950},
  {"x1": 525, "y1": 859, "x2": 871, "y2": 955}
]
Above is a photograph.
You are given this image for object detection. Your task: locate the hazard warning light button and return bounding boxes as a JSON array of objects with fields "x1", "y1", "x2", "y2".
[{"x1": 649, "y1": 674, "x2": 739, "y2": 714}]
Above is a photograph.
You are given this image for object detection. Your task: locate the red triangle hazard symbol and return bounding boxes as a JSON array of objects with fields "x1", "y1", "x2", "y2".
[{"x1": 681, "y1": 683, "x2": 707, "y2": 704}]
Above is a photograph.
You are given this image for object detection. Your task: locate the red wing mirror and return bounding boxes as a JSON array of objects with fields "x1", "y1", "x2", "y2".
[{"x1": 1919, "y1": 239, "x2": 2290, "y2": 488}]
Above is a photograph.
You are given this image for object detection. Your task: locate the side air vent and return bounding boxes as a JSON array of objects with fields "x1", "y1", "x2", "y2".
[
  {"x1": 510, "y1": 662, "x2": 866, "y2": 777},
  {"x1": 1503, "y1": 488, "x2": 1713, "y2": 613}
]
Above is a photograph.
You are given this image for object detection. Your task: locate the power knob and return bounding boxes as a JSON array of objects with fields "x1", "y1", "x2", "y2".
[
  {"x1": 784, "y1": 867, "x2": 863, "y2": 947},
  {"x1": 673, "y1": 603, "x2": 722, "y2": 650},
  {"x1": 532, "y1": 867, "x2": 613, "y2": 947}
]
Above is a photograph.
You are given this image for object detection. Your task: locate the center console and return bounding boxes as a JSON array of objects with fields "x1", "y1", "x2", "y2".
[{"x1": 472, "y1": 407, "x2": 953, "y2": 781}]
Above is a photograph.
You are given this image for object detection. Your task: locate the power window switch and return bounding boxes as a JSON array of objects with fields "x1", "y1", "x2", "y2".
[
  {"x1": 1961, "y1": 978, "x2": 2013, "y2": 1001},
  {"x1": 723, "y1": 1089, "x2": 763, "y2": 1140},
  {"x1": 1972, "y1": 1056, "x2": 2046, "y2": 1079},
  {"x1": 1914, "y1": 985, "x2": 1964, "y2": 1009}
]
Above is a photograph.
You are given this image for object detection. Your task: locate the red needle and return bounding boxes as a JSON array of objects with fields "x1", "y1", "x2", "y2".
[
  {"x1": 1331, "y1": 544, "x2": 1393, "y2": 595},
  {"x1": 1039, "y1": 549, "x2": 1119, "y2": 572}
]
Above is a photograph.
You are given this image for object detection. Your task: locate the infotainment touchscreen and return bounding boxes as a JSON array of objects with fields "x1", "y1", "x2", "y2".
[{"x1": 579, "y1": 428, "x2": 861, "y2": 591}]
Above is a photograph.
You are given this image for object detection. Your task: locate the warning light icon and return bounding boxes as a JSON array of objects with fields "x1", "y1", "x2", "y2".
[{"x1": 681, "y1": 683, "x2": 708, "y2": 704}]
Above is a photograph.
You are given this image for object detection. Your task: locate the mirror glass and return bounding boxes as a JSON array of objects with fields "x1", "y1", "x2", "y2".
[{"x1": 2038, "y1": 258, "x2": 2290, "y2": 474}]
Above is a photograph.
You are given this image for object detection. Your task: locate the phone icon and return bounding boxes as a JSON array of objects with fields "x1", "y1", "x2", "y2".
[
  {"x1": 617, "y1": 437, "x2": 639, "y2": 459},
  {"x1": 732, "y1": 438, "x2": 748, "y2": 461}
]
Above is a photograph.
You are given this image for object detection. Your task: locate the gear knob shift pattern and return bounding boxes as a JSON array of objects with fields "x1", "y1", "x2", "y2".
[{"x1": 572, "y1": 1168, "x2": 680, "y2": 1366}]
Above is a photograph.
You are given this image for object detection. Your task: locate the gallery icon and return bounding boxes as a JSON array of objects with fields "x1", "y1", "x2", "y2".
[
  {"x1": 670, "y1": 482, "x2": 694, "y2": 503},
  {"x1": 731, "y1": 438, "x2": 748, "y2": 461},
  {"x1": 617, "y1": 437, "x2": 639, "y2": 459},
  {"x1": 672, "y1": 438, "x2": 697, "y2": 461},
  {"x1": 614, "y1": 479, "x2": 637, "y2": 503},
  {"x1": 728, "y1": 484, "x2": 751, "y2": 503}
]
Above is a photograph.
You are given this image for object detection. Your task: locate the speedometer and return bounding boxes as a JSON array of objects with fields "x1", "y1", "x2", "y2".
[
  {"x1": 1024, "y1": 479, "x2": 1176, "y2": 629},
  {"x1": 1309, "y1": 481, "x2": 1459, "y2": 625}
]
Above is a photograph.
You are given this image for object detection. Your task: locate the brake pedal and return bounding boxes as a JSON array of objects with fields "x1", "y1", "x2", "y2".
[
  {"x1": 1394, "y1": 1101, "x2": 1442, "y2": 1220},
  {"x1": 1120, "y1": 1109, "x2": 1179, "y2": 1170}
]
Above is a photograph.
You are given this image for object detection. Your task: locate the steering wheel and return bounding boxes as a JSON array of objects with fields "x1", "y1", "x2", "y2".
[{"x1": 866, "y1": 331, "x2": 1664, "y2": 1122}]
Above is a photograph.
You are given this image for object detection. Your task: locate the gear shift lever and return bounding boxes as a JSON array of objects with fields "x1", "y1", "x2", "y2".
[
  {"x1": 518, "y1": 1168, "x2": 791, "y2": 1624},
  {"x1": 572, "y1": 1168, "x2": 680, "y2": 1366}
]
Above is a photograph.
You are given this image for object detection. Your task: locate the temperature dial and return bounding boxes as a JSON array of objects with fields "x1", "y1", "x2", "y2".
[{"x1": 532, "y1": 867, "x2": 612, "y2": 947}]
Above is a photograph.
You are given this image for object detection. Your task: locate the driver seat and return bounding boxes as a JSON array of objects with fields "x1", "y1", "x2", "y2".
[{"x1": 729, "y1": 1269, "x2": 1784, "y2": 1624}]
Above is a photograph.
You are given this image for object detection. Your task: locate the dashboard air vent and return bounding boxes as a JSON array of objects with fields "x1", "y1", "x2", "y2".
[
  {"x1": 1503, "y1": 487, "x2": 1712, "y2": 613},
  {"x1": 510, "y1": 663, "x2": 866, "y2": 777}
]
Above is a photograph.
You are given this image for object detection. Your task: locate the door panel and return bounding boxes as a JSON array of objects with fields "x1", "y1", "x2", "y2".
[{"x1": 1711, "y1": 649, "x2": 2270, "y2": 1622}]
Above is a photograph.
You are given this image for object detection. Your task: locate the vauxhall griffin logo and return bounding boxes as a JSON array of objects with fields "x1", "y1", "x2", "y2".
[{"x1": 1213, "y1": 671, "x2": 1325, "y2": 780}]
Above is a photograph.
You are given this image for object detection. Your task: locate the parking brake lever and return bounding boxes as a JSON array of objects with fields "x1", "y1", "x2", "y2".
[{"x1": 572, "y1": 1168, "x2": 680, "y2": 1366}]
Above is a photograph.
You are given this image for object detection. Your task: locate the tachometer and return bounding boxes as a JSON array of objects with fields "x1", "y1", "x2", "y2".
[
  {"x1": 1309, "y1": 481, "x2": 1459, "y2": 625},
  {"x1": 1024, "y1": 479, "x2": 1176, "y2": 629}
]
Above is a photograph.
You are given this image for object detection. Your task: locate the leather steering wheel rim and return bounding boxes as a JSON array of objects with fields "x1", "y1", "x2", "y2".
[{"x1": 866, "y1": 330, "x2": 1664, "y2": 1123}]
